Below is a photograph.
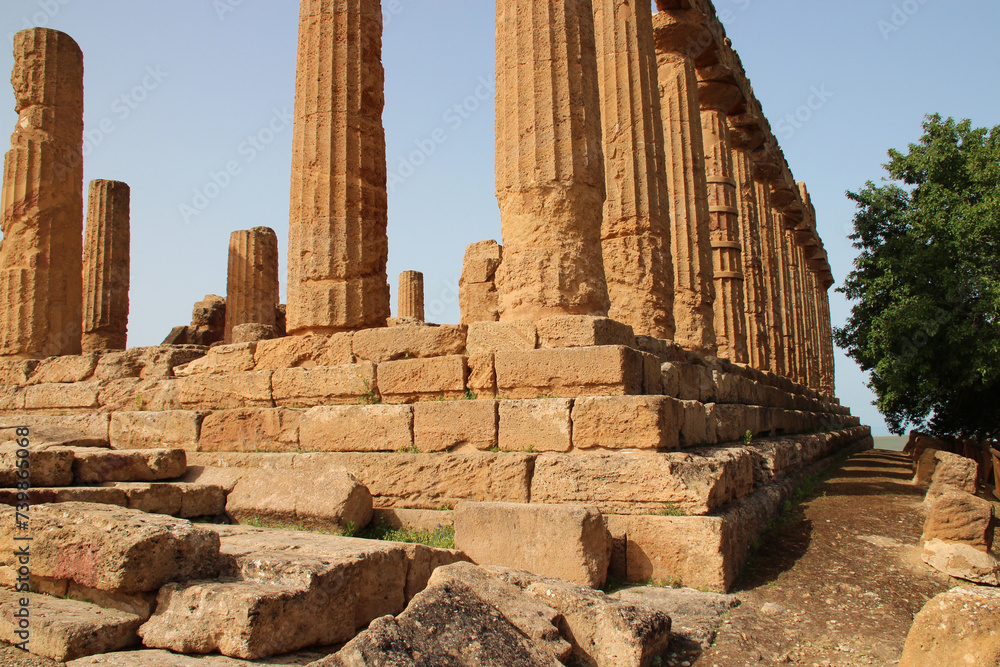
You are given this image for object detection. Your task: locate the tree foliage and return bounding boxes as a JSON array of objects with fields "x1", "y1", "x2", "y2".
[{"x1": 835, "y1": 115, "x2": 1000, "y2": 439}]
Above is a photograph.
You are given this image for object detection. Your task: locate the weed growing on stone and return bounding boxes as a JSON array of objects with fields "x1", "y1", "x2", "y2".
[
  {"x1": 396, "y1": 444, "x2": 421, "y2": 454},
  {"x1": 243, "y1": 516, "x2": 356, "y2": 537},
  {"x1": 359, "y1": 376, "x2": 380, "y2": 405},
  {"x1": 743, "y1": 429, "x2": 753, "y2": 445},
  {"x1": 463, "y1": 390, "x2": 477, "y2": 400},
  {"x1": 657, "y1": 503, "x2": 686, "y2": 517},
  {"x1": 358, "y1": 518, "x2": 455, "y2": 550}
]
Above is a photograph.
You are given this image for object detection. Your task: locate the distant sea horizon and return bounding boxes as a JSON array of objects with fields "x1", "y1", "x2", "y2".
[{"x1": 873, "y1": 436, "x2": 908, "y2": 452}]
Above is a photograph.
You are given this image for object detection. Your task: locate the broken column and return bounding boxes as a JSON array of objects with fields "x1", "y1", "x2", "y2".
[
  {"x1": 593, "y1": 0, "x2": 675, "y2": 339},
  {"x1": 0, "y1": 28, "x2": 84, "y2": 358},
  {"x1": 225, "y1": 227, "x2": 279, "y2": 343},
  {"x1": 459, "y1": 240, "x2": 502, "y2": 324},
  {"x1": 398, "y1": 271, "x2": 424, "y2": 322},
  {"x1": 286, "y1": 0, "x2": 390, "y2": 334},
  {"x1": 81, "y1": 180, "x2": 130, "y2": 353},
  {"x1": 700, "y1": 92, "x2": 747, "y2": 364},
  {"x1": 652, "y1": 13, "x2": 716, "y2": 354},
  {"x1": 494, "y1": 0, "x2": 610, "y2": 321}
]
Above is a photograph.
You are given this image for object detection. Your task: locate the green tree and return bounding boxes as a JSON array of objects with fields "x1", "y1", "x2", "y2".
[{"x1": 836, "y1": 115, "x2": 1000, "y2": 439}]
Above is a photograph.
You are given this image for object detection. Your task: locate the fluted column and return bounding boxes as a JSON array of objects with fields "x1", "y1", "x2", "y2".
[
  {"x1": 754, "y1": 178, "x2": 785, "y2": 377},
  {"x1": 731, "y1": 145, "x2": 769, "y2": 370},
  {"x1": 287, "y1": 0, "x2": 390, "y2": 334},
  {"x1": 818, "y1": 280, "x2": 836, "y2": 395},
  {"x1": 782, "y1": 226, "x2": 805, "y2": 384},
  {"x1": 0, "y1": 29, "x2": 84, "y2": 358},
  {"x1": 226, "y1": 227, "x2": 279, "y2": 343},
  {"x1": 494, "y1": 0, "x2": 610, "y2": 321},
  {"x1": 652, "y1": 17, "x2": 716, "y2": 354},
  {"x1": 593, "y1": 0, "x2": 674, "y2": 339},
  {"x1": 804, "y1": 266, "x2": 822, "y2": 391},
  {"x1": 775, "y1": 214, "x2": 800, "y2": 382},
  {"x1": 700, "y1": 105, "x2": 747, "y2": 364},
  {"x1": 398, "y1": 271, "x2": 424, "y2": 322},
  {"x1": 82, "y1": 180, "x2": 130, "y2": 353}
]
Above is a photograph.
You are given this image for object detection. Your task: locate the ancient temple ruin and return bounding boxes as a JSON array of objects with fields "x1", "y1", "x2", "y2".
[{"x1": 0, "y1": 1, "x2": 866, "y2": 664}]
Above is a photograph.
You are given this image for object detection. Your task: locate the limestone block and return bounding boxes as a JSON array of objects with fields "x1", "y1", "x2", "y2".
[
  {"x1": 467, "y1": 352, "x2": 496, "y2": 399},
  {"x1": 714, "y1": 403, "x2": 751, "y2": 444},
  {"x1": 466, "y1": 321, "x2": 537, "y2": 354},
  {"x1": 922, "y1": 490, "x2": 995, "y2": 552},
  {"x1": 571, "y1": 396, "x2": 682, "y2": 451},
  {"x1": 253, "y1": 333, "x2": 354, "y2": 370},
  {"x1": 925, "y1": 451, "x2": 979, "y2": 503},
  {"x1": 535, "y1": 315, "x2": 635, "y2": 349},
  {"x1": 93, "y1": 346, "x2": 207, "y2": 382},
  {"x1": 921, "y1": 538, "x2": 1000, "y2": 585},
  {"x1": 377, "y1": 356, "x2": 468, "y2": 403},
  {"x1": 72, "y1": 449, "x2": 186, "y2": 484},
  {"x1": 0, "y1": 413, "x2": 110, "y2": 445},
  {"x1": 0, "y1": 503, "x2": 220, "y2": 593},
  {"x1": 109, "y1": 411, "x2": 205, "y2": 451},
  {"x1": 0, "y1": 359, "x2": 37, "y2": 385},
  {"x1": 0, "y1": 486, "x2": 128, "y2": 508},
  {"x1": 24, "y1": 382, "x2": 101, "y2": 410},
  {"x1": 899, "y1": 586, "x2": 1000, "y2": 667},
  {"x1": 494, "y1": 346, "x2": 645, "y2": 398},
  {"x1": 99, "y1": 378, "x2": 182, "y2": 412},
  {"x1": 298, "y1": 405, "x2": 413, "y2": 452},
  {"x1": 413, "y1": 399, "x2": 498, "y2": 452},
  {"x1": 271, "y1": 363, "x2": 376, "y2": 407},
  {"x1": 0, "y1": 386, "x2": 24, "y2": 412},
  {"x1": 175, "y1": 371, "x2": 273, "y2": 410},
  {"x1": 178, "y1": 484, "x2": 226, "y2": 519},
  {"x1": 455, "y1": 502, "x2": 610, "y2": 588},
  {"x1": 460, "y1": 240, "x2": 503, "y2": 284},
  {"x1": 373, "y1": 508, "x2": 455, "y2": 532},
  {"x1": 499, "y1": 399, "x2": 573, "y2": 453},
  {"x1": 198, "y1": 408, "x2": 301, "y2": 453},
  {"x1": 107, "y1": 482, "x2": 182, "y2": 515},
  {"x1": 353, "y1": 324, "x2": 466, "y2": 363},
  {"x1": 0, "y1": 445, "x2": 74, "y2": 487},
  {"x1": 679, "y1": 400, "x2": 709, "y2": 448},
  {"x1": 226, "y1": 467, "x2": 372, "y2": 531},
  {"x1": 173, "y1": 343, "x2": 257, "y2": 376},
  {"x1": 67, "y1": 650, "x2": 323, "y2": 666},
  {"x1": 459, "y1": 282, "x2": 501, "y2": 325},
  {"x1": 27, "y1": 354, "x2": 98, "y2": 384},
  {"x1": 912, "y1": 447, "x2": 941, "y2": 486},
  {"x1": 0, "y1": 590, "x2": 141, "y2": 662}
]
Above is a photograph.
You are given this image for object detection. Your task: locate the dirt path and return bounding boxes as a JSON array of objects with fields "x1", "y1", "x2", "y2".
[{"x1": 691, "y1": 449, "x2": 955, "y2": 666}]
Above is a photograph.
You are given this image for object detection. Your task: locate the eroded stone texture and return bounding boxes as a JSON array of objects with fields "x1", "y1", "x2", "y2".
[
  {"x1": 397, "y1": 270, "x2": 424, "y2": 322},
  {"x1": 753, "y1": 176, "x2": 785, "y2": 377},
  {"x1": 0, "y1": 28, "x2": 84, "y2": 358},
  {"x1": 817, "y1": 277, "x2": 836, "y2": 395},
  {"x1": 287, "y1": 0, "x2": 389, "y2": 334},
  {"x1": 593, "y1": 0, "x2": 674, "y2": 340},
  {"x1": 225, "y1": 227, "x2": 279, "y2": 344},
  {"x1": 730, "y1": 146, "x2": 769, "y2": 371},
  {"x1": 82, "y1": 180, "x2": 130, "y2": 354},
  {"x1": 777, "y1": 219, "x2": 800, "y2": 383},
  {"x1": 459, "y1": 240, "x2": 502, "y2": 324},
  {"x1": 494, "y1": 0, "x2": 610, "y2": 321},
  {"x1": 653, "y1": 19, "x2": 716, "y2": 354}
]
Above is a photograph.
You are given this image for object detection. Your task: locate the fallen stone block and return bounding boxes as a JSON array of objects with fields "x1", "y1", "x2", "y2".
[
  {"x1": 454, "y1": 501, "x2": 610, "y2": 588},
  {"x1": 499, "y1": 398, "x2": 573, "y2": 453},
  {"x1": 922, "y1": 489, "x2": 994, "y2": 552},
  {"x1": 173, "y1": 343, "x2": 257, "y2": 376},
  {"x1": 272, "y1": 363, "x2": 376, "y2": 407},
  {"x1": 0, "y1": 503, "x2": 220, "y2": 593},
  {"x1": 413, "y1": 399, "x2": 497, "y2": 452},
  {"x1": 299, "y1": 405, "x2": 413, "y2": 452},
  {"x1": 925, "y1": 451, "x2": 979, "y2": 503},
  {"x1": 226, "y1": 467, "x2": 373, "y2": 531},
  {"x1": 614, "y1": 585, "x2": 739, "y2": 653},
  {"x1": 108, "y1": 411, "x2": 205, "y2": 451},
  {"x1": 72, "y1": 449, "x2": 187, "y2": 484},
  {"x1": 922, "y1": 538, "x2": 1000, "y2": 585},
  {"x1": 0, "y1": 445, "x2": 74, "y2": 487},
  {"x1": 352, "y1": 324, "x2": 467, "y2": 363},
  {"x1": 378, "y1": 355, "x2": 468, "y2": 403},
  {"x1": 495, "y1": 345, "x2": 645, "y2": 398},
  {"x1": 571, "y1": 396, "x2": 682, "y2": 451},
  {"x1": 899, "y1": 585, "x2": 1000, "y2": 667},
  {"x1": 0, "y1": 590, "x2": 141, "y2": 662},
  {"x1": 175, "y1": 371, "x2": 273, "y2": 410}
]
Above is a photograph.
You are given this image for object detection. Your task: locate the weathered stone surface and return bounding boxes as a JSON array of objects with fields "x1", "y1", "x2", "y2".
[
  {"x1": 72, "y1": 449, "x2": 186, "y2": 484},
  {"x1": 0, "y1": 590, "x2": 141, "y2": 662},
  {"x1": 922, "y1": 490, "x2": 994, "y2": 552},
  {"x1": 199, "y1": 408, "x2": 301, "y2": 453},
  {"x1": 226, "y1": 467, "x2": 373, "y2": 531},
  {"x1": 467, "y1": 352, "x2": 496, "y2": 399},
  {"x1": 68, "y1": 650, "x2": 332, "y2": 666},
  {"x1": 378, "y1": 355, "x2": 468, "y2": 403},
  {"x1": 0, "y1": 485, "x2": 128, "y2": 508},
  {"x1": 495, "y1": 345, "x2": 644, "y2": 398},
  {"x1": 679, "y1": 399, "x2": 709, "y2": 448},
  {"x1": 459, "y1": 240, "x2": 502, "y2": 324},
  {"x1": 109, "y1": 411, "x2": 204, "y2": 451},
  {"x1": 101, "y1": 376, "x2": 179, "y2": 413},
  {"x1": 24, "y1": 381, "x2": 101, "y2": 410},
  {"x1": 899, "y1": 585, "x2": 1000, "y2": 667},
  {"x1": 500, "y1": 400, "x2": 573, "y2": 455},
  {"x1": 0, "y1": 503, "x2": 220, "y2": 593},
  {"x1": 176, "y1": 371, "x2": 273, "y2": 410},
  {"x1": 372, "y1": 508, "x2": 455, "y2": 532},
  {"x1": 912, "y1": 446, "x2": 941, "y2": 487},
  {"x1": 413, "y1": 399, "x2": 497, "y2": 452},
  {"x1": 225, "y1": 227, "x2": 279, "y2": 344},
  {"x1": 489, "y1": 567, "x2": 673, "y2": 667},
  {"x1": 455, "y1": 502, "x2": 610, "y2": 588},
  {"x1": 253, "y1": 333, "x2": 355, "y2": 370},
  {"x1": 34, "y1": 578, "x2": 157, "y2": 621},
  {"x1": 82, "y1": 180, "x2": 130, "y2": 354},
  {"x1": 571, "y1": 396, "x2": 681, "y2": 451},
  {"x1": 0, "y1": 444, "x2": 74, "y2": 487},
  {"x1": 299, "y1": 405, "x2": 412, "y2": 452},
  {"x1": 178, "y1": 483, "x2": 226, "y2": 519},
  {"x1": 353, "y1": 325, "x2": 466, "y2": 363},
  {"x1": 28, "y1": 354, "x2": 98, "y2": 384},
  {"x1": 105, "y1": 481, "x2": 183, "y2": 515},
  {"x1": 287, "y1": 0, "x2": 389, "y2": 334},
  {"x1": 732, "y1": 146, "x2": 770, "y2": 372},
  {"x1": 925, "y1": 451, "x2": 979, "y2": 502},
  {"x1": 535, "y1": 315, "x2": 635, "y2": 349},
  {"x1": 0, "y1": 359, "x2": 37, "y2": 385},
  {"x1": 173, "y1": 342, "x2": 257, "y2": 376},
  {"x1": 614, "y1": 585, "x2": 738, "y2": 652},
  {"x1": 272, "y1": 363, "x2": 376, "y2": 406},
  {"x1": 0, "y1": 29, "x2": 84, "y2": 358},
  {"x1": 231, "y1": 323, "x2": 279, "y2": 344},
  {"x1": 94, "y1": 346, "x2": 207, "y2": 382},
  {"x1": 466, "y1": 320, "x2": 537, "y2": 354},
  {"x1": 397, "y1": 270, "x2": 425, "y2": 322},
  {"x1": 531, "y1": 447, "x2": 754, "y2": 515},
  {"x1": 459, "y1": 282, "x2": 501, "y2": 327},
  {"x1": 922, "y1": 538, "x2": 1000, "y2": 585}
]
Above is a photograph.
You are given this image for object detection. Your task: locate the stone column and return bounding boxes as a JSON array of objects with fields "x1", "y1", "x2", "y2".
[
  {"x1": 226, "y1": 227, "x2": 280, "y2": 343},
  {"x1": 804, "y1": 267, "x2": 822, "y2": 391},
  {"x1": 494, "y1": 0, "x2": 610, "y2": 321},
  {"x1": 82, "y1": 180, "x2": 130, "y2": 353},
  {"x1": 286, "y1": 0, "x2": 390, "y2": 334},
  {"x1": 0, "y1": 29, "x2": 84, "y2": 358},
  {"x1": 754, "y1": 178, "x2": 785, "y2": 377},
  {"x1": 793, "y1": 242, "x2": 814, "y2": 389},
  {"x1": 593, "y1": 0, "x2": 674, "y2": 339},
  {"x1": 398, "y1": 271, "x2": 424, "y2": 322},
  {"x1": 817, "y1": 279, "x2": 836, "y2": 395},
  {"x1": 776, "y1": 216, "x2": 800, "y2": 382},
  {"x1": 782, "y1": 226, "x2": 805, "y2": 385},
  {"x1": 730, "y1": 143, "x2": 769, "y2": 371},
  {"x1": 700, "y1": 102, "x2": 747, "y2": 364}
]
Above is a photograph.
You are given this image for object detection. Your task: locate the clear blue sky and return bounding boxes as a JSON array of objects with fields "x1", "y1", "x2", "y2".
[{"x1": 1, "y1": 0, "x2": 998, "y2": 435}]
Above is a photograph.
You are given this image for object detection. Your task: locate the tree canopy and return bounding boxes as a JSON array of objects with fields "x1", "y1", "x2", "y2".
[{"x1": 835, "y1": 115, "x2": 1000, "y2": 439}]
